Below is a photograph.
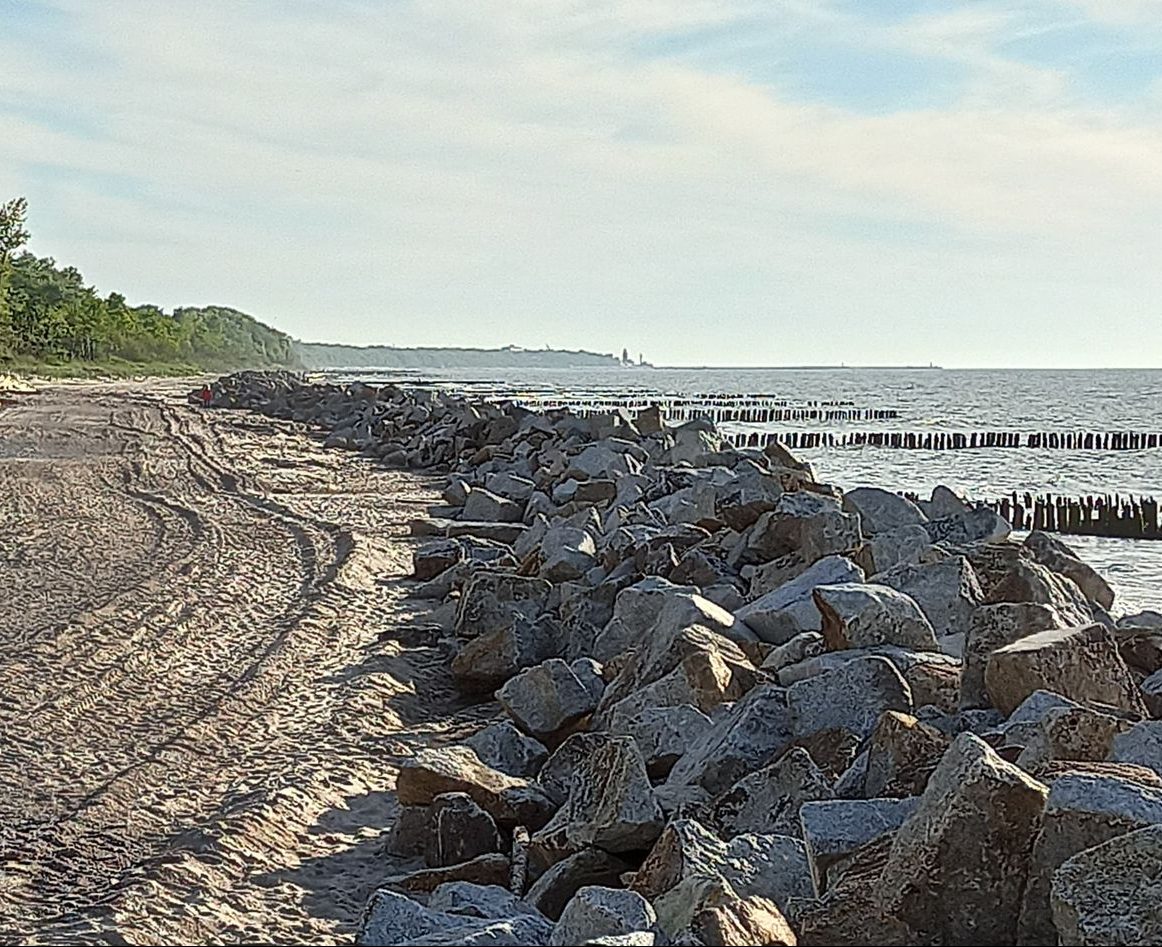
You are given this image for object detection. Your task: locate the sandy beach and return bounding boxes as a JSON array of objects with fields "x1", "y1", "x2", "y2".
[{"x1": 0, "y1": 380, "x2": 479, "y2": 943}]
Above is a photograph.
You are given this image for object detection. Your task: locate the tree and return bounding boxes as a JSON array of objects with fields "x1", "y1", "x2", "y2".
[{"x1": 0, "y1": 197, "x2": 31, "y2": 351}]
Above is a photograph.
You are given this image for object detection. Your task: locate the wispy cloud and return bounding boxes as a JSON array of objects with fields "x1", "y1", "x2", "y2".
[{"x1": 1, "y1": 0, "x2": 1160, "y2": 366}]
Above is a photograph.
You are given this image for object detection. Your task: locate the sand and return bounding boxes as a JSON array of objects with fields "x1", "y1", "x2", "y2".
[{"x1": 0, "y1": 379, "x2": 480, "y2": 944}]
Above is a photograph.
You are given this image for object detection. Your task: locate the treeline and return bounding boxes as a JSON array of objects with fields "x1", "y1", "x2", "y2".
[{"x1": 0, "y1": 197, "x2": 298, "y2": 372}]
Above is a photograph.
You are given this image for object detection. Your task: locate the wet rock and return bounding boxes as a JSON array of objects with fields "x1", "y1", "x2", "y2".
[
  {"x1": 788, "y1": 655, "x2": 913, "y2": 743},
  {"x1": 841, "y1": 487, "x2": 926, "y2": 535},
  {"x1": 985, "y1": 623, "x2": 1146, "y2": 716},
  {"x1": 498, "y1": 658, "x2": 600, "y2": 743},
  {"x1": 961, "y1": 602, "x2": 1067, "y2": 709},
  {"x1": 451, "y1": 614, "x2": 560, "y2": 693},
  {"x1": 1019, "y1": 769, "x2": 1162, "y2": 945},
  {"x1": 659, "y1": 682, "x2": 795, "y2": 809},
  {"x1": 1024, "y1": 530, "x2": 1115, "y2": 610},
  {"x1": 526, "y1": 848, "x2": 633, "y2": 921},
  {"x1": 1050, "y1": 824, "x2": 1162, "y2": 947},
  {"x1": 550, "y1": 887, "x2": 657, "y2": 947},
  {"x1": 424, "y1": 793, "x2": 502, "y2": 868},
  {"x1": 735, "y1": 555, "x2": 865, "y2": 645},
  {"x1": 543, "y1": 735, "x2": 663, "y2": 853},
  {"x1": 863, "y1": 710, "x2": 952, "y2": 798},
  {"x1": 799, "y1": 797, "x2": 919, "y2": 894},
  {"x1": 814, "y1": 583, "x2": 939, "y2": 652},
  {"x1": 878, "y1": 733, "x2": 1049, "y2": 946},
  {"x1": 463, "y1": 721, "x2": 549, "y2": 778},
  {"x1": 463, "y1": 487, "x2": 524, "y2": 523},
  {"x1": 924, "y1": 504, "x2": 1010, "y2": 545},
  {"x1": 454, "y1": 572, "x2": 551, "y2": 639},
  {"x1": 397, "y1": 746, "x2": 556, "y2": 830},
  {"x1": 709, "y1": 746, "x2": 835, "y2": 839}
]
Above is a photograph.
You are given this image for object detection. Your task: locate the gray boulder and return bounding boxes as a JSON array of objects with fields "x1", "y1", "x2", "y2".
[
  {"x1": 961, "y1": 602, "x2": 1067, "y2": 709},
  {"x1": 540, "y1": 525, "x2": 598, "y2": 582},
  {"x1": 872, "y1": 556, "x2": 983, "y2": 644},
  {"x1": 1024, "y1": 530, "x2": 1115, "y2": 610},
  {"x1": 454, "y1": 572, "x2": 551, "y2": 639},
  {"x1": 813, "y1": 582, "x2": 939, "y2": 652},
  {"x1": 463, "y1": 721, "x2": 549, "y2": 778},
  {"x1": 463, "y1": 487, "x2": 524, "y2": 523},
  {"x1": 550, "y1": 887, "x2": 657, "y2": 947},
  {"x1": 924, "y1": 504, "x2": 1010, "y2": 545},
  {"x1": 708, "y1": 746, "x2": 835, "y2": 839},
  {"x1": 355, "y1": 888, "x2": 553, "y2": 946},
  {"x1": 788, "y1": 655, "x2": 913, "y2": 743},
  {"x1": 866, "y1": 523, "x2": 936, "y2": 573},
  {"x1": 743, "y1": 492, "x2": 861, "y2": 567},
  {"x1": 799, "y1": 796, "x2": 919, "y2": 894},
  {"x1": 734, "y1": 555, "x2": 865, "y2": 644},
  {"x1": 1110, "y1": 720, "x2": 1162, "y2": 777},
  {"x1": 498, "y1": 658, "x2": 600, "y2": 743},
  {"x1": 841, "y1": 487, "x2": 926, "y2": 535},
  {"x1": 424, "y1": 793, "x2": 502, "y2": 867}
]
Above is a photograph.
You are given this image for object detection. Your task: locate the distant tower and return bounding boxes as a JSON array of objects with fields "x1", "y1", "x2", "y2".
[
  {"x1": 638, "y1": 352, "x2": 643, "y2": 366},
  {"x1": 621, "y1": 347, "x2": 629, "y2": 365}
]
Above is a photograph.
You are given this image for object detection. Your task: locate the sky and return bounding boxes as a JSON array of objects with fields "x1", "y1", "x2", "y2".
[{"x1": 2, "y1": 0, "x2": 1162, "y2": 368}]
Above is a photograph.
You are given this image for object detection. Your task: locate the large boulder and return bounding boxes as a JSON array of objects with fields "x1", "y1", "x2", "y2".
[
  {"x1": 813, "y1": 583, "x2": 939, "y2": 652},
  {"x1": 498, "y1": 658, "x2": 600, "y2": 743},
  {"x1": 541, "y1": 735, "x2": 663, "y2": 853},
  {"x1": 525, "y1": 847, "x2": 633, "y2": 921},
  {"x1": 708, "y1": 746, "x2": 835, "y2": 839},
  {"x1": 1015, "y1": 704, "x2": 1131, "y2": 771},
  {"x1": 961, "y1": 602, "x2": 1067, "y2": 709},
  {"x1": 540, "y1": 525, "x2": 598, "y2": 582},
  {"x1": 799, "y1": 796, "x2": 919, "y2": 895},
  {"x1": 872, "y1": 556, "x2": 983, "y2": 647},
  {"x1": 986, "y1": 558, "x2": 1096, "y2": 626},
  {"x1": 454, "y1": 572, "x2": 551, "y2": 638},
  {"x1": 463, "y1": 487, "x2": 524, "y2": 523},
  {"x1": 788, "y1": 655, "x2": 913, "y2": 743},
  {"x1": 744, "y1": 492, "x2": 862, "y2": 566},
  {"x1": 424, "y1": 793, "x2": 502, "y2": 868},
  {"x1": 550, "y1": 887, "x2": 657, "y2": 947},
  {"x1": 463, "y1": 721, "x2": 549, "y2": 778},
  {"x1": 841, "y1": 487, "x2": 926, "y2": 535},
  {"x1": 1110, "y1": 720, "x2": 1162, "y2": 777},
  {"x1": 451, "y1": 614, "x2": 560, "y2": 693},
  {"x1": 658, "y1": 682, "x2": 795, "y2": 810},
  {"x1": 602, "y1": 702, "x2": 715, "y2": 779},
  {"x1": 734, "y1": 555, "x2": 865, "y2": 644},
  {"x1": 923, "y1": 504, "x2": 1010, "y2": 545},
  {"x1": 865, "y1": 523, "x2": 936, "y2": 574},
  {"x1": 863, "y1": 709, "x2": 952, "y2": 798},
  {"x1": 1050, "y1": 824, "x2": 1162, "y2": 947},
  {"x1": 985, "y1": 623, "x2": 1147, "y2": 716},
  {"x1": 1024, "y1": 530, "x2": 1115, "y2": 610},
  {"x1": 1019, "y1": 769, "x2": 1162, "y2": 945},
  {"x1": 396, "y1": 746, "x2": 556, "y2": 830},
  {"x1": 877, "y1": 733, "x2": 1049, "y2": 946},
  {"x1": 355, "y1": 887, "x2": 552, "y2": 946}
]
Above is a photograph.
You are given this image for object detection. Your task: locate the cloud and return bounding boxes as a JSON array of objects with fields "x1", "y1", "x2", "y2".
[{"x1": 1, "y1": 0, "x2": 1161, "y2": 366}]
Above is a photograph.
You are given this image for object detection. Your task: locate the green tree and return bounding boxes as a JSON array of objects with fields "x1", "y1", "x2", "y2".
[{"x1": 0, "y1": 197, "x2": 31, "y2": 354}]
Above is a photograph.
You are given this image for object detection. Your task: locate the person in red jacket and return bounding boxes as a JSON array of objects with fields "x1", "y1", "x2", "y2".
[{"x1": 199, "y1": 385, "x2": 212, "y2": 408}]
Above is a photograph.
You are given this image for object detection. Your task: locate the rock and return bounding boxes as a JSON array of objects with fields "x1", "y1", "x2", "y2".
[
  {"x1": 413, "y1": 539, "x2": 462, "y2": 580},
  {"x1": 526, "y1": 848, "x2": 633, "y2": 921},
  {"x1": 813, "y1": 583, "x2": 939, "y2": 652},
  {"x1": 386, "y1": 805, "x2": 428, "y2": 857},
  {"x1": 1019, "y1": 770, "x2": 1162, "y2": 945},
  {"x1": 630, "y1": 818, "x2": 814, "y2": 915},
  {"x1": 603, "y1": 703, "x2": 715, "y2": 779},
  {"x1": 985, "y1": 623, "x2": 1146, "y2": 716},
  {"x1": 925, "y1": 484, "x2": 968, "y2": 519},
  {"x1": 424, "y1": 793, "x2": 502, "y2": 867},
  {"x1": 761, "y1": 631, "x2": 826, "y2": 673},
  {"x1": 1024, "y1": 530, "x2": 1115, "y2": 610},
  {"x1": 961, "y1": 602, "x2": 1067, "y2": 709},
  {"x1": 550, "y1": 887, "x2": 657, "y2": 947},
  {"x1": 987, "y1": 558, "x2": 1096, "y2": 627},
  {"x1": 695, "y1": 900, "x2": 793, "y2": 946},
  {"x1": 397, "y1": 746, "x2": 556, "y2": 830},
  {"x1": 543, "y1": 735, "x2": 663, "y2": 853},
  {"x1": 541, "y1": 526, "x2": 599, "y2": 582},
  {"x1": 924, "y1": 504, "x2": 1010, "y2": 545},
  {"x1": 595, "y1": 582, "x2": 745, "y2": 664},
  {"x1": 451, "y1": 614, "x2": 560, "y2": 693},
  {"x1": 743, "y1": 492, "x2": 862, "y2": 566},
  {"x1": 799, "y1": 797, "x2": 920, "y2": 894},
  {"x1": 454, "y1": 572, "x2": 551, "y2": 639},
  {"x1": 866, "y1": 523, "x2": 935, "y2": 574},
  {"x1": 898, "y1": 652, "x2": 961, "y2": 712},
  {"x1": 426, "y1": 881, "x2": 541, "y2": 920},
  {"x1": 872, "y1": 556, "x2": 983, "y2": 645},
  {"x1": 659, "y1": 683, "x2": 795, "y2": 810},
  {"x1": 878, "y1": 733, "x2": 1049, "y2": 946},
  {"x1": 1050, "y1": 824, "x2": 1162, "y2": 947},
  {"x1": 841, "y1": 487, "x2": 926, "y2": 535},
  {"x1": 355, "y1": 887, "x2": 553, "y2": 946},
  {"x1": 788, "y1": 655, "x2": 913, "y2": 743},
  {"x1": 498, "y1": 659, "x2": 599, "y2": 743},
  {"x1": 1120, "y1": 610, "x2": 1162, "y2": 629},
  {"x1": 571, "y1": 658, "x2": 606, "y2": 703},
  {"x1": 485, "y1": 471, "x2": 537, "y2": 502},
  {"x1": 999, "y1": 689, "x2": 1083, "y2": 746},
  {"x1": 708, "y1": 746, "x2": 835, "y2": 839},
  {"x1": 716, "y1": 464, "x2": 785, "y2": 531},
  {"x1": 1015, "y1": 705, "x2": 1130, "y2": 771},
  {"x1": 464, "y1": 722, "x2": 550, "y2": 779},
  {"x1": 463, "y1": 487, "x2": 524, "y2": 523},
  {"x1": 444, "y1": 519, "x2": 528, "y2": 545},
  {"x1": 863, "y1": 710, "x2": 952, "y2": 798},
  {"x1": 735, "y1": 555, "x2": 865, "y2": 645},
  {"x1": 376, "y1": 852, "x2": 512, "y2": 895},
  {"x1": 1110, "y1": 720, "x2": 1162, "y2": 777}
]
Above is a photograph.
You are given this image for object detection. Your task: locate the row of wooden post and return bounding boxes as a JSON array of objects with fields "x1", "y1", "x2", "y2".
[
  {"x1": 730, "y1": 430, "x2": 1162, "y2": 451},
  {"x1": 967, "y1": 493, "x2": 1158, "y2": 540}
]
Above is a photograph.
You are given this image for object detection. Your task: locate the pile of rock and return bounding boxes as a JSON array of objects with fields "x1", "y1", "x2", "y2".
[{"x1": 210, "y1": 372, "x2": 1162, "y2": 946}]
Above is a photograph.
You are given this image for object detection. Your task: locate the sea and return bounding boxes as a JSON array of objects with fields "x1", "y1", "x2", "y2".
[{"x1": 329, "y1": 367, "x2": 1162, "y2": 616}]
